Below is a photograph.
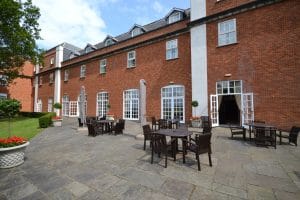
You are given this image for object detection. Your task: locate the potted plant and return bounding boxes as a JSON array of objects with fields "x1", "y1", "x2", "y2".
[
  {"x1": 191, "y1": 100, "x2": 201, "y2": 127},
  {"x1": 0, "y1": 136, "x2": 29, "y2": 168},
  {"x1": 52, "y1": 103, "x2": 62, "y2": 126}
]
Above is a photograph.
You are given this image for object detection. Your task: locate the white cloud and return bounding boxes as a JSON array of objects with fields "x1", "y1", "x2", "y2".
[
  {"x1": 33, "y1": 0, "x2": 107, "y2": 49},
  {"x1": 152, "y1": 1, "x2": 164, "y2": 13}
]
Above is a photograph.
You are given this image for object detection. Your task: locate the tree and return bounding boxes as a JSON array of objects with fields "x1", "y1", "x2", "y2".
[
  {"x1": 0, "y1": 0, "x2": 42, "y2": 83},
  {"x1": 0, "y1": 99, "x2": 21, "y2": 137}
]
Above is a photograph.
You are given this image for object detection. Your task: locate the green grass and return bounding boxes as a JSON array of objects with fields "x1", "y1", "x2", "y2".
[{"x1": 0, "y1": 116, "x2": 43, "y2": 140}]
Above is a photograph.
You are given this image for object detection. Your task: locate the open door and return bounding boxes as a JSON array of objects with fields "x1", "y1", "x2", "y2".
[
  {"x1": 210, "y1": 95, "x2": 219, "y2": 127},
  {"x1": 242, "y1": 93, "x2": 254, "y2": 126}
]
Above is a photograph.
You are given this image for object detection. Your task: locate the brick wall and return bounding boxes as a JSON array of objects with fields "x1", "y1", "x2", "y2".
[
  {"x1": 61, "y1": 32, "x2": 191, "y2": 121},
  {"x1": 2, "y1": 61, "x2": 34, "y2": 111},
  {"x1": 207, "y1": 0, "x2": 300, "y2": 129},
  {"x1": 206, "y1": 0, "x2": 255, "y2": 16},
  {"x1": 37, "y1": 71, "x2": 55, "y2": 112}
]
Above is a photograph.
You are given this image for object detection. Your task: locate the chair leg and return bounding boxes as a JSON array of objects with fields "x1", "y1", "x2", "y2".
[
  {"x1": 144, "y1": 139, "x2": 146, "y2": 150},
  {"x1": 151, "y1": 148, "x2": 154, "y2": 164},
  {"x1": 165, "y1": 148, "x2": 168, "y2": 168},
  {"x1": 208, "y1": 153, "x2": 212, "y2": 167},
  {"x1": 196, "y1": 153, "x2": 200, "y2": 171}
]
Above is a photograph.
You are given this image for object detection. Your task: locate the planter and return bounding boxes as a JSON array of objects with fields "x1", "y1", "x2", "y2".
[
  {"x1": 0, "y1": 141, "x2": 30, "y2": 169},
  {"x1": 53, "y1": 120, "x2": 62, "y2": 127},
  {"x1": 106, "y1": 115, "x2": 114, "y2": 120},
  {"x1": 191, "y1": 120, "x2": 202, "y2": 128}
]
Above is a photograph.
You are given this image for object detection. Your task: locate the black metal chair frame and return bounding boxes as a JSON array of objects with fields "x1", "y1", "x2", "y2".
[
  {"x1": 229, "y1": 125, "x2": 246, "y2": 140},
  {"x1": 277, "y1": 126, "x2": 300, "y2": 146}
]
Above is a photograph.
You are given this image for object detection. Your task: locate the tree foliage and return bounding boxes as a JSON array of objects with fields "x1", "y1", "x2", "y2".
[
  {"x1": 0, "y1": 99, "x2": 21, "y2": 137},
  {"x1": 0, "y1": 0, "x2": 42, "y2": 82}
]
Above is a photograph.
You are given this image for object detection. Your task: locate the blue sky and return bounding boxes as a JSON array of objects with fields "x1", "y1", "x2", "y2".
[{"x1": 32, "y1": 0, "x2": 190, "y2": 49}]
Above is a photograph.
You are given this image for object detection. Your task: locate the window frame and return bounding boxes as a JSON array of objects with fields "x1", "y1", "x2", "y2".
[
  {"x1": 127, "y1": 51, "x2": 136, "y2": 68},
  {"x1": 168, "y1": 12, "x2": 182, "y2": 24},
  {"x1": 216, "y1": 80, "x2": 242, "y2": 95},
  {"x1": 131, "y1": 28, "x2": 142, "y2": 37},
  {"x1": 48, "y1": 98, "x2": 53, "y2": 112},
  {"x1": 96, "y1": 92, "x2": 109, "y2": 117},
  {"x1": 218, "y1": 18, "x2": 237, "y2": 46},
  {"x1": 99, "y1": 59, "x2": 107, "y2": 74},
  {"x1": 49, "y1": 73, "x2": 54, "y2": 84},
  {"x1": 80, "y1": 65, "x2": 86, "y2": 78},
  {"x1": 123, "y1": 89, "x2": 139, "y2": 120},
  {"x1": 64, "y1": 69, "x2": 69, "y2": 81},
  {"x1": 50, "y1": 57, "x2": 54, "y2": 65},
  {"x1": 39, "y1": 76, "x2": 43, "y2": 85},
  {"x1": 166, "y1": 39, "x2": 178, "y2": 60},
  {"x1": 105, "y1": 39, "x2": 114, "y2": 47}
]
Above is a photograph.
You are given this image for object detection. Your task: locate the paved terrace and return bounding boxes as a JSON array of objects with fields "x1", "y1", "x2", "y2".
[{"x1": 0, "y1": 118, "x2": 300, "y2": 200}]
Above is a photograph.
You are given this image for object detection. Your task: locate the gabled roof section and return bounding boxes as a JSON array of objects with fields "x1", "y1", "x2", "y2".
[
  {"x1": 103, "y1": 35, "x2": 118, "y2": 43},
  {"x1": 129, "y1": 24, "x2": 147, "y2": 32},
  {"x1": 84, "y1": 43, "x2": 97, "y2": 50},
  {"x1": 164, "y1": 8, "x2": 186, "y2": 19}
]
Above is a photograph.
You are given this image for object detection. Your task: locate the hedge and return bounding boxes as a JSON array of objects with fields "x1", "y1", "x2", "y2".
[
  {"x1": 38, "y1": 112, "x2": 56, "y2": 128},
  {"x1": 19, "y1": 111, "x2": 48, "y2": 118}
]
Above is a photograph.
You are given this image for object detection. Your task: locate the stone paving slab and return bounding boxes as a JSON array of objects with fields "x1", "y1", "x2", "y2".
[{"x1": 0, "y1": 118, "x2": 300, "y2": 199}]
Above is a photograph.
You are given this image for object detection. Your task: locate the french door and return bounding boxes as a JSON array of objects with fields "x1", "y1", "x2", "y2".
[
  {"x1": 210, "y1": 95, "x2": 218, "y2": 127},
  {"x1": 242, "y1": 93, "x2": 254, "y2": 126},
  {"x1": 161, "y1": 85, "x2": 185, "y2": 123},
  {"x1": 69, "y1": 101, "x2": 78, "y2": 117},
  {"x1": 123, "y1": 89, "x2": 139, "y2": 120}
]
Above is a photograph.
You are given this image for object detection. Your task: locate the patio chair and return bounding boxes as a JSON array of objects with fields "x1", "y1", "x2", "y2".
[
  {"x1": 254, "y1": 126, "x2": 276, "y2": 148},
  {"x1": 111, "y1": 122, "x2": 123, "y2": 135},
  {"x1": 277, "y1": 126, "x2": 300, "y2": 146},
  {"x1": 159, "y1": 119, "x2": 169, "y2": 129},
  {"x1": 151, "y1": 133, "x2": 174, "y2": 168},
  {"x1": 119, "y1": 119, "x2": 125, "y2": 131},
  {"x1": 92, "y1": 120, "x2": 105, "y2": 135},
  {"x1": 78, "y1": 118, "x2": 83, "y2": 127},
  {"x1": 151, "y1": 117, "x2": 160, "y2": 130},
  {"x1": 229, "y1": 124, "x2": 246, "y2": 140},
  {"x1": 142, "y1": 124, "x2": 153, "y2": 150},
  {"x1": 184, "y1": 133, "x2": 212, "y2": 171},
  {"x1": 87, "y1": 121, "x2": 96, "y2": 137}
]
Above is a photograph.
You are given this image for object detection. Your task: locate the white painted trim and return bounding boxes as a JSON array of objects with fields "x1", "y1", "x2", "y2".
[
  {"x1": 54, "y1": 45, "x2": 63, "y2": 116},
  {"x1": 190, "y1": 0, "x2": 206, "y2": 21},
  {"x1": 191, "y1": 24, "x2": 208, "y2": 116},
  {"x1": 123, "y1": 89, "x2": 139, "y2": 120}
]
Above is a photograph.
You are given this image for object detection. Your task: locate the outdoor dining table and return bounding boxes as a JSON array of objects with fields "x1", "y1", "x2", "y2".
[
  {"x1": 96, "y1": 119, "x2": 115, "y2": 133},
  {"x1": 156, "y1": 127, "x2": 192, "y2": 163},
  {"x1": 246, "y1": 122, "x2": 276, "y2": 140}
]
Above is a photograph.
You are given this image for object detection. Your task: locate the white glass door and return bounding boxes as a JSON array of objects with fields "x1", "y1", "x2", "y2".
[
  {"x1": 242, "y1": 93, "x2": 254, "y2": 126},
  {"x1": 161, "y1": 85, "x2": 185, "y2": 123},
  {"x1": 210, "y1": 95, "x2": 218, "y2": 127},
  {"x1": 62, "y1": 95, "x2": 69, "y2": 116},
  {"x1": 123, "y1": 89, "x2": 139, "y2": 120}
]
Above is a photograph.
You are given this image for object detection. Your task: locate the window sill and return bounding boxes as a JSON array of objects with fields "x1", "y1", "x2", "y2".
[
  {"x1": 166, "y1": 57, "x2": 179, "y2": 61},
  {"x1": 217, "y1": 42, "x2": 238, "y2": 48},
  {"x1": 64, "y1": 80, "x2": 68, "y2": 82},
  {"x1": 79, "y1": 76, "x2": 86, "y2": 79},
  {"x1": 99, "y1": 72, "x2": 106, "y2": 75},
  {"x1": 126, "y1": 66, "x2": 136, "y2": 69}
]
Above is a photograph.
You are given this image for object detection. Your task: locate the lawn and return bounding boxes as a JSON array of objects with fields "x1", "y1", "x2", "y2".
[{"x1": 0, "y1": 116, "x2": 43, "y2": 140}]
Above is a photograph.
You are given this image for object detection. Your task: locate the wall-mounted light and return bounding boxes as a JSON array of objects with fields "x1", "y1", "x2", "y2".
[
  {"x1": 224, "y1": 73, "x2": 232, "y2": 77},
  {"x1": 169, "y1": 81, "x2": 174, "y2": 85}
]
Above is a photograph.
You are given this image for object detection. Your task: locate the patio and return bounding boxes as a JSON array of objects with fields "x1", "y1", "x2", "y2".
[{"x1": 0, "y1": 118, "x2": 300, "y2": 200}]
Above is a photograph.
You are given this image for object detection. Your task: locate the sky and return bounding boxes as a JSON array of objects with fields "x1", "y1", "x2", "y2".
[{"x1": 32, "y1": 0, "x2": 190, "y2": 50}]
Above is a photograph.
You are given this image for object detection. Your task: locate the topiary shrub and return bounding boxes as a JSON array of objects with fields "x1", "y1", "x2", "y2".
[{"x1": 38, "y1": 112, "x2": 56, "y2": 128}]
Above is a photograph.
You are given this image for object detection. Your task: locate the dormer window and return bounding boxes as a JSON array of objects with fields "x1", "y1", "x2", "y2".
[
  {"x1": 85, "y1": 47, "x2": 93, "y2": 53},
  {"x1": 105, "y1": 39, "x2": 114, "y2": 47},
  {"x1": 69, "y1": 53, "x2": 76, "y2": 59},
  {"x1": 132, "y1": 28, "x2": 142, "y2": 37},
  {"x1": 168, "y1": 12, "x2": 182, "y2": 24}
]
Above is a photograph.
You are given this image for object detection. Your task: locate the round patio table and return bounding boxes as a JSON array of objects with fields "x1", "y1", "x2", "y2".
[{"x1": 156, "y1": 128, "x2": 192, "y2": 163}]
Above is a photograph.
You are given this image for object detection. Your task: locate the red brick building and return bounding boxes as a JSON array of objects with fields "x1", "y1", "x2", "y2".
[
  {"x1": 0, "y1": 61, "x2": 34, "y2": 111},
  {"x1": 34, "y1": 0, "x2": 299, "y2": 129}
]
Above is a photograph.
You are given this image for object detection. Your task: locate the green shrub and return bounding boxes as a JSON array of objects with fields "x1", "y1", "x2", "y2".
[
  {"x1": 19, "y1": 112, "x2": 48, "y2": 118},
  {"x1": 38, "y1": 112, "x2": 56, "y2": 128}
]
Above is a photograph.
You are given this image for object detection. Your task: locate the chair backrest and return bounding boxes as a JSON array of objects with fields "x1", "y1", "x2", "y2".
[
  {"x1": 114, "y1": 122, "x2": 123, "y2": 134},
  {"x1": 159, "y1": 119, "x2": 169, "y2": 129},
  {"x1": 119, "y1": 119, "x2": 125, "y2": 129},
  {"x1": 142, "y1": 124, "x2": 152, "y2": 135},
  {"x1": 195, "y1": 133, "x2": 212, "y2": 153},
  {"x1": 151, "y1": 133, "x2": 167, "y2": 154},
  {"x1": 99, "y1": 115, "x2": 106, "y2": 120},
  {"x1": 151, "y1": 117, "x2": 157, "y2": 124},
  {"x1": 290, "y1": 126, "x2": 300, "y2": 140},
  {"x1": 201, "y1": 116, "x2": 212, "y2": 133}
]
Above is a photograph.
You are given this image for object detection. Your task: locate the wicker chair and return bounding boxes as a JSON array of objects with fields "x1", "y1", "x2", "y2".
[
  {"x1": 142, "y1": 125, "x2": 153, "y2": 150},
  {"x1": 229, "y1": 124, "x2": 246, "y2": 140},
  {"x1": 159, "y1": 119, "x2": 169, "y2": 129},
  {"x1": 184, "y1": 133, "x2": 212, "y2": 171},
  {"x1": 150, "y1": 133, "x2": 173, "y2": 168},
  {"x1": 111, "y1": 122, "x2": 123, "y2": 135},
  {"x1": 254, "y1": 126, "x2": 276, "y2": 148},
  {"x1": 277, "y1": 126, "x2": 300, "y2": 146},
  {"x1": 92, "y1": 120, "x2": 105, "y2": 135}
]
